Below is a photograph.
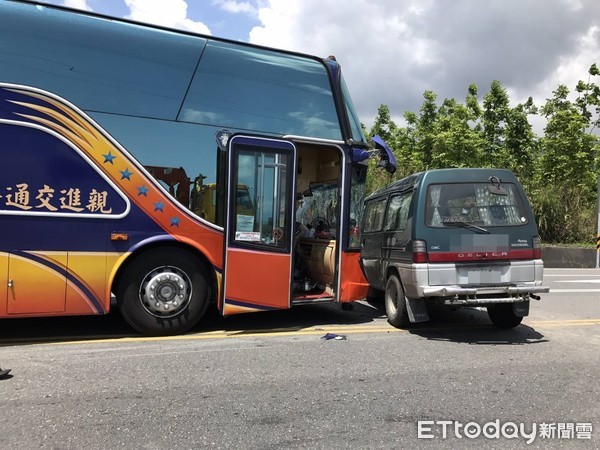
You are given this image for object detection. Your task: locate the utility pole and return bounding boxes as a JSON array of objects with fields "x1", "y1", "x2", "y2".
[{"x1": 596, "y1": 176, "x2": 600, "y2": 269}]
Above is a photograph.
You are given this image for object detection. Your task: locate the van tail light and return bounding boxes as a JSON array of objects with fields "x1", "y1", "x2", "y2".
[
  {"x1": 412, "y1": 239, "x2": 428, "y2": 263},
  {"x1": 532, "y1": 235, "x2": 542, "y2": 259}
]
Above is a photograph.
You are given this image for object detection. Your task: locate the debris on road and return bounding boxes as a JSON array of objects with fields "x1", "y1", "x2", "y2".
[{"x1": 321, "y1": 333, "x2": 347, "y2": 340}]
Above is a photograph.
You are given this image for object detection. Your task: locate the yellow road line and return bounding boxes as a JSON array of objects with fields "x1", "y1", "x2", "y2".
[
  {"x1": 528, "y1": 319, "x2": 600, "y2": 327},
  {"x1": 33, "y1": 318, "x2": 599, "y2": 346}
]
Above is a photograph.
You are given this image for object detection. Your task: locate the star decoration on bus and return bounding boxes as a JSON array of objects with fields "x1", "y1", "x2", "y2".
[
  {"x1": 102, "y1": 151, "x2": 116, "y2": 164},
  {"x1": 153, "y1": 201, "x2": 164, "y2": 212},
  {"x1": 120, "y1": 168, "x2": 133, "y2": 180},
  {"x1": 170, "y1": 216, "x2": 180, "y2": 227},
  {"x1": 137, "y1": 185, "x2": 149, "y2": 196}
]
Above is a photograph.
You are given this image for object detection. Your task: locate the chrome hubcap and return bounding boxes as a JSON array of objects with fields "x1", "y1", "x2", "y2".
[{"x1": 140, "y1": 266, "x2": 191, "y2": 318}]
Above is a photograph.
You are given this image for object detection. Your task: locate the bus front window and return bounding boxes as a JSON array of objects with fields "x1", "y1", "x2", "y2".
[
  {"x1": 340, "y1": 75, "x2": 367, "y2": 145},
  {"x1": 348, "y1": 163, "x2": 367, "y2": 249}
]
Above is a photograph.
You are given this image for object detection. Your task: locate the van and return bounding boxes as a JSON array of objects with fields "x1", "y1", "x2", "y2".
[{"x1": 360, "y1": 168, "x2": 549, "y2": 329}]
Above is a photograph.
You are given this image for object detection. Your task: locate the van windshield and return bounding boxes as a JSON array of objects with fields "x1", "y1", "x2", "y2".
[{"x1": 426, "y1": 183, "x2": 528, "y2": 227}]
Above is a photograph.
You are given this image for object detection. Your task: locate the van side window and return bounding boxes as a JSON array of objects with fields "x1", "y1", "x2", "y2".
[
  {"x1": 384, "y1": 192, "x2": 412, "y2": 231},
  {"x1": 364, "y1": 198, "x2": 387, "y2": 232}
]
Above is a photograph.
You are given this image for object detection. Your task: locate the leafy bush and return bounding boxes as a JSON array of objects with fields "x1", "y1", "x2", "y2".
[{"x1": 530, "y1": 183, "x2": 596, "y2": 244}]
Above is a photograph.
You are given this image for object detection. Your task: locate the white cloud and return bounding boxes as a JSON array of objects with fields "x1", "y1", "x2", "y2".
[
  {"x1": 124, "y1": 0, "x2": 211, "y2": 35},
  {"x1": 248, "y1": 0, "x2": 600, "y2": 130},
  {"x1": 213, "y1": 0, "x2": 257, "y2": 15},
  {"x1": 527, "y1": 25, "x2": 599, "y2": 103},
  {"x1": 61, "y1": 0, "x2": 92, "y2": 11}
]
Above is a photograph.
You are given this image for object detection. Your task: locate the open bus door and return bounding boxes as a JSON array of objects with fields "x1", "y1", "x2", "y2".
[{"x1": 222, "y1": 136, "x2": 297, "y2": 315}]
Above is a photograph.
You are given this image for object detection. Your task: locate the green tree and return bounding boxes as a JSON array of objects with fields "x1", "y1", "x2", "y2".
[
  {"x1": 482, "y1": 80, "x2": 510, "y2": 165},
  {"x1": 539, "y1": 84, "x2": 596, "y2": 195},
  {"x1": 503, "y1": 97, "x2": 538, "y2": 186},
  {"x1": 430, "y1": 96, "x2": 485, "y2": 168},
  {"x1": 480, "y1": 81, "x2": 537, "y2": 182},
  {"x1": 413, "y1": 90, "x2": 438, "y2": 168},
  {"x1": 369, "y1": 104, "x2": 395, "y2": 144},
  {"x1": 533, "y1": 64, "x2": 600, "y2": 242},
  {"x1": 366, "y1": 105, "x2": 399, "y2": 193}
]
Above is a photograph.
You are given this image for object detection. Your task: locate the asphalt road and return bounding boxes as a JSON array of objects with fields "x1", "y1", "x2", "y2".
[{"x1": 0, "y1": 268, "x2": 598, "y2": 449}]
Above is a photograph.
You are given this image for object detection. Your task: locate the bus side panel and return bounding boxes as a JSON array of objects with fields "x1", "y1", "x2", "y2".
[
  {"x1": 339, "y1": 251, "x2": 369, "y2": 302},
  {"x1": 6, "y1": 252, "x2": 67, "y2": 315},
  {"x1": 5, "y1": 251, "x2": 110, "y2": 317},
  {"x1": 0, "y1": 252, "x2": 7, "y2": 316},
  {"x1": 1, "y1": 84, "x2": 225, "y2": 320},
  {"x1": 66, "y1": 253, "x2": 110, "y2": 315}
]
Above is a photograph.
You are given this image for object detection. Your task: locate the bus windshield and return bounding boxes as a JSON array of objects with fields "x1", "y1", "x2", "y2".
[{"x1": 341, "y1": 75, "x2": 367, "y2": 145}]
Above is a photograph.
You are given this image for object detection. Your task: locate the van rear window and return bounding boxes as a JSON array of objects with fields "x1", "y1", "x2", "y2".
[{"x1": 426, "y1": 183, "x2": 528, "y2": 227}]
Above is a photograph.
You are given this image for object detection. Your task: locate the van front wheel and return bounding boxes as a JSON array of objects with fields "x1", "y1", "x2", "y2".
[
  {"x1": 487, "y1": 304, "x2": 523, "y2": 329},
  {"x1": 385, "y1": 274, "x2": 410, "y2": 328}
]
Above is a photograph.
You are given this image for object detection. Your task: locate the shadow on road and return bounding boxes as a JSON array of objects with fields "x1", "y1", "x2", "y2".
[
  {"x1": 0, "y1": 298, "x2": 548, "y2": 346},
  {"x1": 0, "y1": 301, "x2": 388, "y2": 346},
  {"x1": 363, "y1": 297, "x2": 547, "y2": 345},
  {"x1": 407, "y1": 306, "x2": 547, "y2": 345},
  {"x1": 197, "y1": 300, "x2": 387, "y2": 334}
]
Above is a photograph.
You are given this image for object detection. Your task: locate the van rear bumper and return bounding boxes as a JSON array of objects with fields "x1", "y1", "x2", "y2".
[
  {"x1": 398, "y1": 260, "x2": 549, "y2": 304},
  {"x1": 422, "y1": 285, "x2": 550, "y2": 305}
]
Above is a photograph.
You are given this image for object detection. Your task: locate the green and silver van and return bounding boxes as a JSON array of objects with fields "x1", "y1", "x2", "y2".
[{"x1": 360, "y1": 168, "x2": 549, "y2": 329}]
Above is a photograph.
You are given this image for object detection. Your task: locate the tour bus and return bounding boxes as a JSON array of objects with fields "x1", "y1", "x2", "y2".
[
  {"x1": 361, "y1": 168, "x2": 549, "y2": 329},
  {"x1": 0, "y1": 1, "x2": 395, "y2": 335}
]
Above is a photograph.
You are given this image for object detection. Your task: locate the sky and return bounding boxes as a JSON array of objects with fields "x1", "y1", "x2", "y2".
[{"x1": 41, "y1": 0, "x2": 600, "y2": 133}]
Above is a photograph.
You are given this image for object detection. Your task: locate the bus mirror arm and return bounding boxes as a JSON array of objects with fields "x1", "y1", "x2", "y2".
[
  {"x1": 370, "y1": 135, "x2": 396, "y2": 174},
  {"x1": 351, "y1": 136, "x2": 397, "y2": 174}
]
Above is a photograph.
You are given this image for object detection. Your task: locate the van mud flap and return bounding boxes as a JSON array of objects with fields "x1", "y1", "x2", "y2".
[
  {"x1": 513, "y1": 300, "x2": 530, "y2": 317},
  {"x1": 406, "y1": 297, "x2": 429, "y2": 323}
]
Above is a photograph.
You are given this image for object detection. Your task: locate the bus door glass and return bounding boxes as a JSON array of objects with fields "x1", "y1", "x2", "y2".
[{"x1": 222, "y1": 136, "x2": 297, "y2": 315}]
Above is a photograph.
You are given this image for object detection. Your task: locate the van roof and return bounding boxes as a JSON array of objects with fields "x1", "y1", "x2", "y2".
[{"x1": 365, "y1": 168, "x2": 519, "y2": 201}]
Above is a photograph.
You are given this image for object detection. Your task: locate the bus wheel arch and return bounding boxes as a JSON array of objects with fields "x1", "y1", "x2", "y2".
[{"x1": 114, "y1": 244, "x2": 215, "y2": 335}]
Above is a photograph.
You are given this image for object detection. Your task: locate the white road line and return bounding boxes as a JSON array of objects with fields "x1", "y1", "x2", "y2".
[
  {"x1": 544, "y1": 274, "x2": 600, "y2": 277},
  {"x1": 547, "y1": 289, "x2": 600, "y2": 293},
  {"x1": 554, "y1": 279, "x2": 600, "y2": 283}
]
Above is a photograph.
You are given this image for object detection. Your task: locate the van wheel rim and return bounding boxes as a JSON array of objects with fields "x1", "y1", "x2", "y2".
[
  {"x1": 139, "y1": 266, "x2": 191, "y2": 318},
  {"x1": 387, "y1": 283, "x2": 398, "y2": 315}
]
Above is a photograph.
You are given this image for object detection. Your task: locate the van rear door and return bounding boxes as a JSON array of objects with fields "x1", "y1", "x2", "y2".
[{"x1": 422, "y1": 180, "x2": 539, "y2": 284}]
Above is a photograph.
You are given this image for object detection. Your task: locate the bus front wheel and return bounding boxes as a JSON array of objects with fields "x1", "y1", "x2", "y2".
[{"x1": 117, "y1": 247, "x2": 210, "y2": 336}]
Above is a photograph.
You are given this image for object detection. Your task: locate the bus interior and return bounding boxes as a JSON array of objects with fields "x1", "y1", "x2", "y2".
[{"x1": 292, "y1": 143, "x2": 343, "y2": 302}]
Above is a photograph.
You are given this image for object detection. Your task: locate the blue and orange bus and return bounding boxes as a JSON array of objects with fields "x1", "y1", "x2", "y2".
[{"x1": 0, "y1": 0, "x2": 395, "y2": 335}]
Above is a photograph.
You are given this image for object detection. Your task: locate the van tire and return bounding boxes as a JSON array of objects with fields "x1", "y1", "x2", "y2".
[
  {"x1": 385, "y1": 274, "x2": 410, "y2": 328},
  {"x1": 487, "y1": 304, "x2": 523, "y2": 329},
  {"x1": 117, "y1": 247, "x2": 210, "y2": 336}
]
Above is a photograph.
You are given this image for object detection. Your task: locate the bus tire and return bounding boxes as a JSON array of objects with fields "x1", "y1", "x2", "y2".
[
  {"x1": 487, "y1": 304, "x2": 523, "y2": 329},
  {"x1": 385, "y1": 274, "x2": 410, "y2": 328},
  {"x1": 117, "y1": 247, "x2": 210, "y2": 336}
]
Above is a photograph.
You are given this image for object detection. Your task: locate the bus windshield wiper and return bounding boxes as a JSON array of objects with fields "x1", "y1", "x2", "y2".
[{"x1": 442, "y1": 219, "x2": 490, "y2": 234}]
